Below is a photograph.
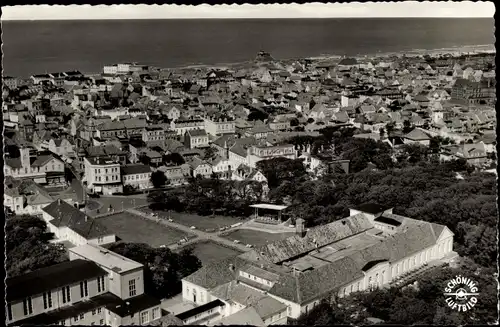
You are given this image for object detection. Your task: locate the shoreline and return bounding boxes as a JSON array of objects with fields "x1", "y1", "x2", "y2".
[
  {"x1": 158, "y1": 43, "x2": 496, "y2": 72},
  {"x1": 11, "y1": 43, "x2": 496, "y2": 78}
]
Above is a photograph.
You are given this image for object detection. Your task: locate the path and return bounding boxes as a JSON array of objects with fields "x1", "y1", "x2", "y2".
[{"x1": 126, "y1": 208, "x2": 251, "y2": 253}]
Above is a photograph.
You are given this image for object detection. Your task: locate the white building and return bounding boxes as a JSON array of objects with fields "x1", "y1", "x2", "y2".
[
  {"x1": 121, "y1": 164, "x2": 153, "y2": 190},
  {"x1": 180, "y1": 204, "x2": 457, "y2": 324},
  {"x1": 42, "y1": 199, "x2": 117, "y2": 246},
  {"x1": 83, "y1": 157, "x2": 123, "y2": 195},
  {"x1": 204, "y1": 116, "x2": 236, "y2": 137},
  {"x1": 6, "y1": 244, "x2": 162, "y2": 327}
]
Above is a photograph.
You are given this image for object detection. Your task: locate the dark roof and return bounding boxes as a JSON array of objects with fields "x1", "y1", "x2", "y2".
[
  {"x1": 187, "y1": 129, "x2": 208, "y2": 137},
  {"x1": 6, "y1": 259, "x2": 107, "y2": 302},
  {"x1": 42, "y1": 199, "x2": 113, "y2": 239},
  {"x1": 105, "y1": 293, "x2": 161, "y2": 317},
  {"x1": 353, "y1": 203, "x2": 392, "y2": 215},
  {"x1": 176, "y1": 299, "x2": 225, "y2": 320},
  {"x1": 361, "y1": 259, "x2": 388, "y2": 272},
  {"x1": 121, "y1": 164, "x2": 152, "y2": 175},
  {"x1": 374, "y1": 215, "x2": 403, "y2": 227}
]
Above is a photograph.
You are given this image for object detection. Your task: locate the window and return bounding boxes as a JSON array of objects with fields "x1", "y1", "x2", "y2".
[
  {"x1": 98, "y1": 276, "x2": 105, "y2": 292},
  {"x1": 23, "y1": 297, "x2": 33, "y2": 316},
  {"x1": 79, "y1": 313, "x2": 85, "y2": 320},
  {"x1": 97, "y1": 308, "x2": 102, "y2": 314},
  {"x1": 100, "y1": 319, "x2": 104, "y2": 325},
  {"x1": 129, "y1": 279, "x2": 137, "y2": 297},
  {"x1": 43, "y1": 291, "x2": 53, "y2": 309},
  {"x1": 141, "y1": 311, "x2": 150, "y2": 324},
  {"x1": 92, "y1": 309, "x2": 96, "y2": 315},
  {"x1": 6, "y1": 303, "x2": 12, "y2": 321},
  {"x1": 74, "y1": 316, "x2": 79, "y2": 322},
  {"x1": 80, "y1": 280, "x2": 89, "y2": 297},
  {"x1": 152, "y1": 308, "x2": 160, "y2": 320}
]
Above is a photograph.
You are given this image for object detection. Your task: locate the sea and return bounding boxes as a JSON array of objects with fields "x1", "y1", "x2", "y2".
[{"x1": 2, "y1": 18, "x2": 495, "y2": 77}]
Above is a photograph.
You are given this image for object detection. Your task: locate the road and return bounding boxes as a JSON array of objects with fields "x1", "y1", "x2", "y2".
[{"x1": 126, "y1": 208, "x2": 251, "y2": 253}]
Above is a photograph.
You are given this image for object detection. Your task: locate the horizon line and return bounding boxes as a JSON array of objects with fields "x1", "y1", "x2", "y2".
[{"x1": 2, "y1": 17, "x2": 494, "y2": 21}]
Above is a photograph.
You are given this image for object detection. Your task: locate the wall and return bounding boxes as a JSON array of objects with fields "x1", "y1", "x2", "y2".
[
  {"x1": 120, "y1": 269, "x2": 145, "y2": 300},
  {"x1": 182, "y1": 280, "x2": 210, "y2": 305},
  {"x1": 7, "y1": 276, "x2": 107, "y2": 324}
]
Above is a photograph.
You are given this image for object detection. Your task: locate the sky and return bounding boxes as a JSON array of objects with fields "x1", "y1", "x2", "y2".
[{"x1": 1, "y1": 2, "x2": 495, "y2": 20}]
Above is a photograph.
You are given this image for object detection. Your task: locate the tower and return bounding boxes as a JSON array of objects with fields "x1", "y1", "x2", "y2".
[
  {"x1": 20, "y1": 147, "x2": 31, "y2": 170},
  {"x1": 296, "y1": 218, "x2": 306, "y2": 237}
]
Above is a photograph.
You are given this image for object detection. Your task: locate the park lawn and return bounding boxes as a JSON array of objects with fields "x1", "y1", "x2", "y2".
[
  {"x1": 140, "y1": 207, "x2": 242, "y2": 232},
  {"x1": 222, "y1": 229, "x2": 295, "y2": 247},
  {"x1": 187, "y1": 241, "x2": 242, "y2": 265},
  {"x1": 97, "y1": 212, "x2": 190, "y2": 248}
]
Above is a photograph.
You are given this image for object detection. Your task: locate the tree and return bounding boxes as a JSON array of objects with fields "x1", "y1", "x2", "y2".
[
  {"x1": 203, "y1": 147, "x2": 218, "y2": 161},
  {"x1": 290, "y1": 118, "x2": 299, "y2": 127},
  {"x1": 108, "y1": 242, "x2": 202, "y2": 299},
  {"x1": 307, "y1": 118, "x2": 315, "y2": 124},
  {"x1": 256, "y1": 157, "x2": 307, "y2": 189},
  {"x1": 164, "y1": 153, "x2": 185, "y2": 165},
  {"x1": 402, "y1": 120, "x2": 412, "y2": 134},
  {"x1": 150, "y1": 170, "x2": 168, "y2": 188},
  {"x1": 6, "y1": 215, "x2": 68, "y2": 277}
]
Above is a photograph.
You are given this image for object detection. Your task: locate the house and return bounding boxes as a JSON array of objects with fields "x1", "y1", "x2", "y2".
[
  {"x1": 185, "y1": 129, "x2": 210, "y2": 149},
  {"x1": 157, "y1": 164, "x2": 190, "y2": 186},
  {"x1": 83, "y1": 157, "x2": 123, "y2": 195},
  {"x1": 4, "y1": 178, "x2": 76, "y2": 216},
  {"x1": 181, "y1": 204, "x2": 457, "y2": 323},
  {"x1": 48, "y1": 138, "x2": 75, "y2": 158},
  {"x1": 5, "y1": 243, "x2": 162, "y2": 326},
  {"x1": 204, "y1": 115, "x2": 236, "y2": 137},
  {"x1": 455, "y1": 142, "x2": 488, "y2": 167},
  {"x1": 171, "y1": 118, "x2": 205, "y2": 135},
  {"x1": 4, "y1": 148, "x2": 66, "y2": 186},
  {"x1": 142, "y1": 125, "x2": 166, "y2": 142},
  {"x1": 245, "y1": 122, "x2": 273, "y2": 140},
  {"x1": 402, "y1": 128, "x2": 432, "y2": 146},
  {"x1": 121, "y1": 164, "x2": 153, "y2": 190},
  {"x1": 246, "y1": 144, "x2": 297, "y2": 169},
  {"x1": 189, "y1": 157, "x2": 213, "y2": 178},
  {"x1": 41, "y1": 199, "x2": 116, "y2": 246}
]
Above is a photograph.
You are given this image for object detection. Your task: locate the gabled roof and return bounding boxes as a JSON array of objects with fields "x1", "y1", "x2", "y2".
[
  {"x1": 42, "y1": 199, "x2": 113, "y2": 239},
  {"x1": 403, "y1": 128, "x2": 431, "y2": 141}
]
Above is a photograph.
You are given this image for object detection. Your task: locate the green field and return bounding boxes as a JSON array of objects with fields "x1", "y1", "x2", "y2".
[
  {"x1": 222, "y1": 229, "x2": 295, "y2": 247},
  {"x1": 97, "y1": 211, "x2": 191, "y2": 247},
  {"x1": 187, "y1": 241, "x2": 243, "y2": 265}
]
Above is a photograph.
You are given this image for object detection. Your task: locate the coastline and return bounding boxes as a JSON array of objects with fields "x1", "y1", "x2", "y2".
[{"x1": 161, "y1": 43, "x2": 496, "y2": 72}]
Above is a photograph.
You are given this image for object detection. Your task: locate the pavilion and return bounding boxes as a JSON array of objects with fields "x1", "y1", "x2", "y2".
[{"x1": 249, "y1": 203, "x2": 289, "y2": 223}]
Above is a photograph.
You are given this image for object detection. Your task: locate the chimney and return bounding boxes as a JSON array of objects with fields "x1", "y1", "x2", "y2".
[{"x1": 296, "y1": 218, "x2": 306, "y2": 237}]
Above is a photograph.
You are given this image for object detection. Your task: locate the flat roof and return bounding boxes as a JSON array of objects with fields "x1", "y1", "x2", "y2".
[
  {"x1": 249, "y1": 204, "x2": 289, "y2": 211},
  {"x1": 69, "y1": 243, "x2": 143, "y2": 273}
]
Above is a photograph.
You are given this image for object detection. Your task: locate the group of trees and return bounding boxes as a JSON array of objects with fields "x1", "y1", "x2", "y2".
[
  {"x1": 148, "y1": 176, "x2": 266, "y2": 217},
  {"x1": 6, "y1": 215, "x2": 68, "y2": 277},
  {"x1": 108, "y1": 242, "x2": 201, "y2": 299},
  {"x1": 296, "y1": 258, "x2": 498, "y2": 325}
]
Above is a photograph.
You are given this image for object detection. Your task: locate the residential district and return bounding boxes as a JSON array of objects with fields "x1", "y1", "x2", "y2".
[{"x1": 3, "y1": 50, "x2": 497, "y2": 326}]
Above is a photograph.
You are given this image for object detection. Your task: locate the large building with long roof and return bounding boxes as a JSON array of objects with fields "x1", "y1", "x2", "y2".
[{"x1": 178, "y1": 203, "x2": 457, "y2": 325}]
